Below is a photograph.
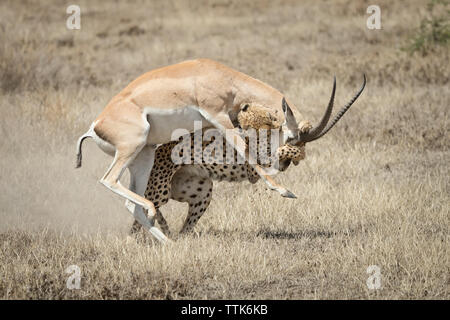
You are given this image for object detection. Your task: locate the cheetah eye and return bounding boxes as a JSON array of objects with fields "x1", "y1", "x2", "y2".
[{"x1": 241, "y1": 103, "x2": 250, "y2": 112}]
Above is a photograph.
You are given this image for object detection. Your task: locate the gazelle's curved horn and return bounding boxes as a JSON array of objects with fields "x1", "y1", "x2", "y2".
[
  {"x1": 301, "y1": 74, "x2": 366, "y2": 142},
  {"x1": 299, "y1": 76, "x2": 336, "y2": 142}
]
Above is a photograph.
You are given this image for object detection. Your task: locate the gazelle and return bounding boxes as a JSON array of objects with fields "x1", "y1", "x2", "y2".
[{"x1": 76, "y1": 58, "x2": 365, "y2": 243}]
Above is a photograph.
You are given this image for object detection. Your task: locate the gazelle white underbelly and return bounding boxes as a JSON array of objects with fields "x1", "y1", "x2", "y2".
[{"x1": 144, "y1": 105, "x2": 212, "y2": 145}]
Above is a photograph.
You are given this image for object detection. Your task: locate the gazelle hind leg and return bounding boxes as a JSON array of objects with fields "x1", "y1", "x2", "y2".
[
  {"x1": 130, "y1": 209, "x2": 170, "y2": 236},
  {"x1": 97, "y1": 126, "x2": 169, "y2": 243},
  {"x1": 125, "y1": 172, "x2": 136, "y2": 214},
  {"x1": 127, "y1": 144, "x2": 157, "y2": 221},
  {"x1": 101, "y1": 153, "x2": 169, "y2": 243}
]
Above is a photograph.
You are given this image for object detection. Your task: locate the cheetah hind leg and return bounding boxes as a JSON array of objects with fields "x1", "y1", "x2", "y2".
[
  {"x1": 170, "y1": 175, "x2": 213, "y2": 235},
  {"x1": 155, "y1": 209, "x2": 171, "y2": 236}
]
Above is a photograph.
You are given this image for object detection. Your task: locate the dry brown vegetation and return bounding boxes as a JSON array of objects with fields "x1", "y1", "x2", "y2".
[{"x1": 0, "y1": 0, "x2": 448, "y2": 299}]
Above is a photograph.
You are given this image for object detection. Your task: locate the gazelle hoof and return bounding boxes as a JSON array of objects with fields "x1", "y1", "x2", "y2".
[{"x1": 282, "y1": 190, "x2": 297, "y2": 199}]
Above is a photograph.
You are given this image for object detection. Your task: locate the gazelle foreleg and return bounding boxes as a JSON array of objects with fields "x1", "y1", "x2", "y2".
[
  {"x1": 199, "y1": 110, "x2": 296, "y2": 198},
  {"x1": 228, "y1": 130, "x2": 296, "y2": 198}
]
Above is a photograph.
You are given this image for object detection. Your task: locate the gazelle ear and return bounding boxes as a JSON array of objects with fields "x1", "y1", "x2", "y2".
[{"x1": 282, "y1": 98, "x2": 298, "y2": 130}]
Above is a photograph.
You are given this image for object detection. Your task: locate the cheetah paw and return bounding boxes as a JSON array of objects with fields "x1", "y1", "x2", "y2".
[{"x1": 299, "y1": 120, "x2": 312, "y2": 133}]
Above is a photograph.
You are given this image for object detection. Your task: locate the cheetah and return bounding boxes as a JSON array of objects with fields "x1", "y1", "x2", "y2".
[{"x1": 129, "y1": 104, "x2": 309, "y2": 237}]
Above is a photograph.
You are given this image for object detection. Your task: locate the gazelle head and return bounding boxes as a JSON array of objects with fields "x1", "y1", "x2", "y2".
[{"x1": 277, "y1": 75, "x2": 366, "y2": 171}]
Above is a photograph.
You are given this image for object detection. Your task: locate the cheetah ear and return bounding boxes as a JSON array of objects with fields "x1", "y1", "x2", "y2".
[
  {"x1": 267, "y1": 112, "x2": 277, "y2": 122},
  {"x1": 241, "y1": 103, "x2": 250, "y2": 112}
]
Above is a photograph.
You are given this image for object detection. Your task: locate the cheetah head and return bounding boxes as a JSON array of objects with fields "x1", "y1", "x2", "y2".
[{"x1": 238, "y1": 102, "x2": 307, "y2": 172}]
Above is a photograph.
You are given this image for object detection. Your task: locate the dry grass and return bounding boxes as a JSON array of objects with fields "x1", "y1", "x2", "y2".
[{"x1": 0, "y1": 0, "x2": 448, "y2": 299}]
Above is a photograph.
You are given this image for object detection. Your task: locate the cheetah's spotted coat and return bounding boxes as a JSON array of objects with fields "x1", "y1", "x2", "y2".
[
  {"x1": 130, "y1": 130, "x2": 306, "y2": 236},
  {"x1": 130, "y1": 104, "x2": 309, "y2": 237}
]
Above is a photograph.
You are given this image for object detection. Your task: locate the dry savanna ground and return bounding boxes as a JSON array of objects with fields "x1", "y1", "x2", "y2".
[{"x1": 0, "y1": 0, "x2": 448, "y2": 299}]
